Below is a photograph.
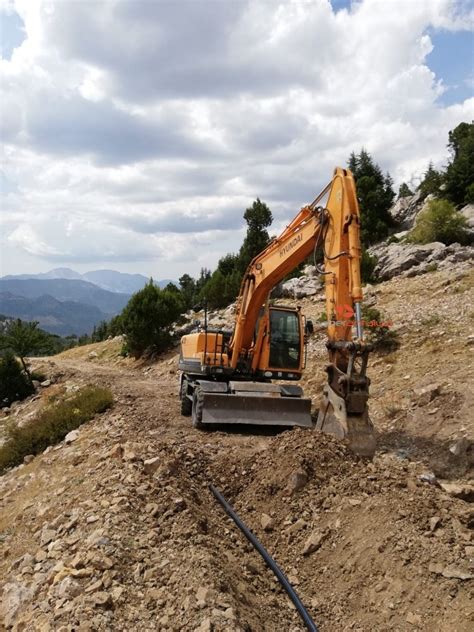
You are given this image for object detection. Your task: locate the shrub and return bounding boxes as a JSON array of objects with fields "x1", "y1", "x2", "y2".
[
  {"x1": 408, "y1": 198, "x2": 469, "y2": 245},
  {"x1": 0, "y1": 385, "x2": 113, "y2": 473},
  {"x1": 362, "y1": 306, "x2": 400, "y2": 353},
  {"x1": 0, "y1": 352, "x2": 34, "y2": 406}
]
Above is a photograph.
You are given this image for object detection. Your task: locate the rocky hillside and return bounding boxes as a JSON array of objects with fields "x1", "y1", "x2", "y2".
[{"x1": 0, "y1": 260, "x2": 472, "y2": 631}]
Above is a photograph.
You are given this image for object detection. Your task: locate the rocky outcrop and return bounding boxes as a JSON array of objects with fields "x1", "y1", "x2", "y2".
[
  {"x1": 277, "y1": 265, "x2": 322, "y2": 299},
  {"x1": 460, "y1": 204, "x2": 474, "y2": 239},
  {"x1": 279, "y1": 275, "x2": 321, "y2": 299},
  {"x1": 369, "y1": 241, "x2": 474, "y2": 281},
  {"x1": 389, "y1": 190, "x2": 425, "y2": 230}
]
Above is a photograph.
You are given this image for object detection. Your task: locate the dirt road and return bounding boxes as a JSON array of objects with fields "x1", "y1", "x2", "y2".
[{"x1": 1, "y1": 337, "x2": 473, "y2": 631}]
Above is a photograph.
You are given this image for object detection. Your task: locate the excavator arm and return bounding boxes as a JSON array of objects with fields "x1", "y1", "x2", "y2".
[{"x1": 228, "y1": 167, "x2": 375, "y2": 456}]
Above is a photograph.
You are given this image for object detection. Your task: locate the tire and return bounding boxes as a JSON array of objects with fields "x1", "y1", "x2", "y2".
[
  {"x1": 192, "y1": 386, "x2": 205, "y2": 429},
  {"x1": 180, "y1": 378, "x2": 192, "y2": 417}
]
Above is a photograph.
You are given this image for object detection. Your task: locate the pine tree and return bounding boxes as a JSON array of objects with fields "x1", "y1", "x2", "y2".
[
  {"x1": 419, "y1": 162, "x2": 443, "y2": 199},
  {"x1": 444, "y1": 121, "x2": 474, "y2": 207},
  {"x1": 348, "y1": 149, "x2": 395, "y2": 246},
  {"x1": 121, "y1": 281, "x2": 184, "y2": 358},
  {"x1": 238, "y1": 199, "x2": 273, "y2": 272},
  {"x1": 398, "y1": 182, "x2": 413, "y2": 198}
]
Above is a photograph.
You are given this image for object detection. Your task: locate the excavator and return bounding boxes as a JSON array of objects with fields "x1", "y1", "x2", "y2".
[{"x1": 178, "y1": 167, "x2": 376, "y2": 457}]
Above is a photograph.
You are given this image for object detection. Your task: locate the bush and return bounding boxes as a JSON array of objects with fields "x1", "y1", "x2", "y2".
[
  {"x1": 0, "y1": 352, "x2": 34, "y2": 406},
  {"x1": 362, "y1": 306, "x2": 400, "y2": 353},
  {"x1": 0, "y1": 385, "x2": 113, "y2": 473},
  {"x1": 408, "y1": 198, "x2": 469, "y2": 245}
]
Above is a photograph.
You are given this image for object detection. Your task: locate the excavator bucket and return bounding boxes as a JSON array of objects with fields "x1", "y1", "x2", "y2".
[
  {"x1": 316, "y1": 385, "x2": 376, "y2": 458},
  {"x1": 201, "y1": 387, "x2": 313, "y2": 428}
]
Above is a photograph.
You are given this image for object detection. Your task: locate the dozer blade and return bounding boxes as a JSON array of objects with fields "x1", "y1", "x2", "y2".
[
  {"x1": 201, "y1": 392, "x2": 313, "y2": 428},
  {"x1": 316, "y1": 385, "x2": 376, "y2": 458}
]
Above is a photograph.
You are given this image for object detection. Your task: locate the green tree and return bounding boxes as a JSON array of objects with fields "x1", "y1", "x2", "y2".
[
  {"x1": 444, "y1": 121, "x2": 474, "y2": 207},
  {"x1": 0, "y1": 319, "x2": 51, "y2": 381},
  {"x1": 398, "y1": 182, "x2": 413, "y2": 198},
  {"x1": 238, "y1": 198, "x2": 273, "y2": 272},
  {"x1": 0, "y1": 351, "x2": 34, "y2": 406},
  {"x1": 195, "y1": 268, "x2": 211, "y2": 297},
  {"x1": 107, "y1": 314, "x2": 123, "y2": 337},
  {"x1": 91, "y1": 321, "x2": 108, "y2": 343},
  {"x1": 121, "y1": 280, "x2": 184, "y2": 358},
  {"x1": 348, "y1": 149, "x2": 395, "y2": 246},
  {"x1": 178, "y1": 274, "x2": 196, "y2": 310},
  {"x1": 408, "y1": 198, "x2": 469, "y2": 245},
  {"x1": 199, "y1": 252, "x2": 242, "y2": 308},
  {"x1": 418, "y1": 162, "x2": 443, "y2": 199}
]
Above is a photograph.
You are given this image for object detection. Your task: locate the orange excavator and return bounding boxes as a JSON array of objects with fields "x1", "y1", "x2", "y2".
[{"x1": 178, "y1": 168, "x2": 376, "y2": 457}]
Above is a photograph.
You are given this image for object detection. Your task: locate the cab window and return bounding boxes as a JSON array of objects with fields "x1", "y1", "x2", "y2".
[{"x1": 269, "y1": 309, "x2": 300, "y2": 369}]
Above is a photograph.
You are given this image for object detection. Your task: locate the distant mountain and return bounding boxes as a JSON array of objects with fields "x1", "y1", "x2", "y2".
[
  {"x1": 0, "y1": 279, "x2": 130, "y2": 315},
  {"x1": 2, "y1": 268, "x2": 172, "y2": 293},
  {"x1": 0, "y1": 292, "x2": 107, "y2": 336},
  {"x1": 3, "y1": 267, "x2": 83, "y2": 281},
  {"x1": 83, "y1": 270, "x2": 150, "y2": 293}
]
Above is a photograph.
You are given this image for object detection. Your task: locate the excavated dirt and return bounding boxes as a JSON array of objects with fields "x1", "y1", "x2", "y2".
[{"x1": 0, "y1": 265, "x2": 473, "y2": 631}]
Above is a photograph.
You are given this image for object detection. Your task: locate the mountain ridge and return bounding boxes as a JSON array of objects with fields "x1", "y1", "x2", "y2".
[{"x1": 2, "y1": 268, "x2": 173, "y2": 294}]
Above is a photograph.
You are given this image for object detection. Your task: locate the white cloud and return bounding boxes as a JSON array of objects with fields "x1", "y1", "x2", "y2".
[{"x1": 0, "y1": 0, "x2": 472, "y2": 277}]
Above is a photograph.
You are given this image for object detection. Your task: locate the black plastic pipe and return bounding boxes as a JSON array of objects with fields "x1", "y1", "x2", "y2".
[{"x1": 209, "y1": 483, "x2": 319, "y2": 632}]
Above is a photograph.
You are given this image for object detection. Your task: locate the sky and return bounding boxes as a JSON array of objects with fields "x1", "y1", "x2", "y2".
[{"x1": 0, "y1": 0, "x2": 473, "y2": 281}]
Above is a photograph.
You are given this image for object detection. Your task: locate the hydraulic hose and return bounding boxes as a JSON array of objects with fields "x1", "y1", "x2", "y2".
[{"x1": 209, "y1": 484, "x2": 319, "y2": 632}]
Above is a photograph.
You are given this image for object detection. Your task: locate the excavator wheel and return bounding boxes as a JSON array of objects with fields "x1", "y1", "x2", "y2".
[
  {"x1": 180, "y1": 378, "x2": 192, "y2": 417},
  {"x1": 192, "y1": 386, "x2": 205, "y2": 429}
]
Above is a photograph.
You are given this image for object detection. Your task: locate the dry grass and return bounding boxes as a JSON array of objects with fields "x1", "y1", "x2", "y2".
[{"x1": 0, "y1": 385, "x2": 113, "y2": 474}]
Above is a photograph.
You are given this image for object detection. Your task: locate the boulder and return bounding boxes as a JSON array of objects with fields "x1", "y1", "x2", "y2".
[
  {"x1": 460, "y1": 204, "x2": 474, "y2": 229},
  {"x1": 279, "y1": 275, "x2": 321, "y2": 299},
  {"x1": 1, "y1": 582, "x2": 34, "y2": 627}
]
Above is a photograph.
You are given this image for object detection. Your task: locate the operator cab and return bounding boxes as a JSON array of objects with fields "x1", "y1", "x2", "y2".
[{"x1": 268, "y1": 308, "x2": 301, "y2": 369}]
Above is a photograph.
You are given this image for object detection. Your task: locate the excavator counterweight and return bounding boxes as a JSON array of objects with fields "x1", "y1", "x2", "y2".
[{"x1": 178, "y1": 168, "x2": 376, "y2": 458}]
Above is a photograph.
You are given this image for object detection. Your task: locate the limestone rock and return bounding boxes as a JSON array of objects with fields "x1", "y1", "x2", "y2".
[
  {"x1": 65, "y1": 429, "x2": 80, "y2": 444},
  {"x1": 286, "y1": 469, "x2": 308, "y2": 494},
  {"x1": 1, "y1": 582, "x2": 33, "y2": 627},
  {"x1": 388, "y1": 190, "x2": 424, "y2": 229},
  {"x1": 279, "y1": 275, "x2": 321, "y2": 299},
  {"x1": 143, "y1": 456, "x2": 160, "y2": 475},
  {"x1": 260, "y1": 513, "x2": 274, "y2": 531},
  {"x1": 369, "y1": 240, "x2": 474, "y2": 281},
  {"x1": 413, "y1": 383, "x2": 440, "y2": 406},
  {"x1": 303, "y1": 530, "x2": 326, "y2": 556}
]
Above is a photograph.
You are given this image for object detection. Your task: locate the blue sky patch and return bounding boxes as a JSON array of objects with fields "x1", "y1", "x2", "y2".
[
  {"x1": 427, "y1": 28, "x2": 474, "y2": 106},
  {"x1": 0, "y1": 9, "x2": 25, "y2": 60}
]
